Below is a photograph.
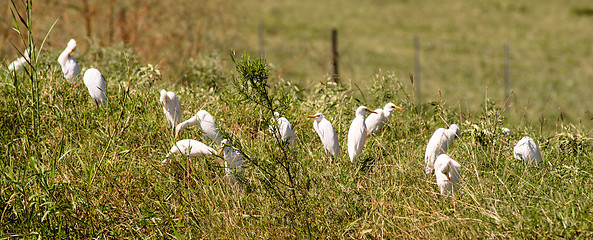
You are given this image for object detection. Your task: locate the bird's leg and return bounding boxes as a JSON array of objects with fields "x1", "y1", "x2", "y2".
[
  {"x1": 364, "y1": 127, "x2": 372, "y2": 136},
  {"x1": 324, "y1": 151, "x2": 331, "y2": 163}
]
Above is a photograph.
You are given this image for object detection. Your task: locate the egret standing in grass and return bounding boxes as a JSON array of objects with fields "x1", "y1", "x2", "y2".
[
  {"x1": 163, "y1": 139, "x2": 216, "y2": 163},
  {"x1": 308, "y1": 113, "x2": 340, "y2": 158},
  {"x1": 347, "y1": 106, "x2": 377, "y2": 163},
  {"x1": 424, "y1": 124, "x2": 461, "y2": 174},
  {"x1": 365, "y1": 102, "x2": 403, "y2": 136},
  {"x1": 176, "y1": 110, "x2": 222, "y2": 144},
  {"x1": 219, "y1": 139, "x2": 244, "y2": 183},
  {"x1": 8, "y1": 49, "x2": 30, "y2": 72},
  {"x1": 83, "y1": 68, "x2": 107, "y2": 108},
  {"x1": 434, "y1": 154, "x2": 461, "y2": 196},
  {"x1": 513, "y1": 136, "x2": 543, "y2": 166},
  {"x1": 269, "y1": 112, "x2": 296, "y2": 149},
  {"x1": 159, "y1": 89, "x2": 182, "y2": 132},
  {"x1": 57, "y1": 39, "x2": 80, "y2": 84}
]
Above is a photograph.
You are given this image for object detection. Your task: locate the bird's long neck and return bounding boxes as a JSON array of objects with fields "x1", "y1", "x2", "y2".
[
  {"x1": 446, "y1": 129, "x2": 457, "y2": 141},
  {"x1": 356, "y1": 111, "x2": 366, "y2": 119}
]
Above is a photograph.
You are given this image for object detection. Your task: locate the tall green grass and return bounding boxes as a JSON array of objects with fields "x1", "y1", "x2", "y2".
[{"x1": 2, "y1": 1, "x2": 593, "y2": 238}]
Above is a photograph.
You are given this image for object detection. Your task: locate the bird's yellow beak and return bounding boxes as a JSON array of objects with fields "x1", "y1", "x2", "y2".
[
  {"x1": 393, "y1": 106, "x2": 403, "y2": 111},
  {"x1": 369, "y1": 109, "x2": 377, "y2": 114},
  {"x1": 163, "y1": 101, "x2": 167, "y2": 109},
  {"x1": 446, "y1": 173, "x2": 450, "y2": 181},
  {"x1": 307, "y1": 115, "x2": 316, "y2": 118},
  {"x1": 174, "y1": 132, "x2": 179, "y2": 140},
  {"x1": 218, "y1": 148, "x2": 224, "y2": 155}
]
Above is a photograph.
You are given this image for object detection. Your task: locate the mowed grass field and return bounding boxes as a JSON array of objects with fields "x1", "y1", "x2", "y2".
[{"x1": 2, "y1": 0, "x2": 593, "y2": 238}]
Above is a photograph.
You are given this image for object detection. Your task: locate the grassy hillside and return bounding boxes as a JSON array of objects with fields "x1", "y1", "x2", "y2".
[{"x1": 2, "y1": 1, "x2": 593, "y2": 238}]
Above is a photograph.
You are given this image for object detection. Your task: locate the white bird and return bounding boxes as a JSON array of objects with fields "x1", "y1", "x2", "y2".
[
  {"x1": 8, "y1": 49, "x2": 30, "y2": 72},
  {"x1": 83, "y1": 68, "x2": 107, "y2": 108},
  {"x1": 269, "y1": 112, "x2": 296, "y2": 149},
  {"x1": 159, "y1": 89, "x2": 182, "y2": 132},
  {"x1": 424, "y1": 124, "x2": 461, "y2": 174},
  {"x1": 219, "y1": 139, "x2": 244, "y2": 183},
  {"x1": 57, "y1": 39, "x2": 80, "y2": 83},
  {"x1": 434, "y1": 154, "x2": 461, "y2": 196},
  {"x1": 176, "y1": 110, "x2": 222, "y2": 144},
  {"x1": 347, "y1": 106, "x2": 377, "y2": 162},
  {"x1": 513, "y1": 136, "x2": 543, "y2": 166},
  {"x1": 308, "y1": 113, "x2": 340, "y2": 158},
  {"x1": 365, "y1": 102, "x2": 403, "y2": 136},
  {"x1": 163, "y1": 139, "x2": 216, "y2": 163},
  {"x1": 501, "y1": 127, "x2": 512, "y2": 137}
]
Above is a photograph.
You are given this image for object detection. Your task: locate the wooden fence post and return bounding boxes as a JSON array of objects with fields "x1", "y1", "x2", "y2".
[
  {"x1": 414, "y1": 35, "x2": 421, "y2": 106},
  {"x1": 504, "y1": 43, "x2": 511, "y2": 113},
  {"x1": 331, "y1": 28, "x2": 339, "y2": 83}
]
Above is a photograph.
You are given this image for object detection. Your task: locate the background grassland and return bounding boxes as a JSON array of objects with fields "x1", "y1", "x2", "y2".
[
  {"x1": 2, "y1": 0, "x2": 593, "y2": 238},
  {"x1": 2, "y1": 0, "x2": 593, "y2": 128}
]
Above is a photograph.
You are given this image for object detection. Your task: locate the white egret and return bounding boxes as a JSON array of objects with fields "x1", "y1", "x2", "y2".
[
  {"x1": 159, "y1": 89, "x2": 182, "y2": 132},
  {"x1": 513, "y1": 136, "x2": 543, "y2": 166},
  {"x1": 219, "y1": 139, "x2": 244, "y2": 182},
  {"x1": 8, "y1": 49, "x2": 30, "y2": 72},
  {"x1": 268, "y1": 112, "x2": 296, "y2": 149},
  {"x1": 365, "y1": 102, "x2": 403, "y2": 136},
  {"x1": 163, "y1": 139, "x2": 216, "y2": 163},
  {"x1": 82, "y1": 68, "x2": 107, "y2": 108},
  {"x1": 347, "y1": 106, "x2": 377, "y2": 162},
  {"x1": 434, "y1": 154, "x2": 461, "y2": 196},
  {"x1": 424, "y1": 124, "x2": 461, "y2": 174},
  {"x1": 308, "y1": 113, "x2": 340, "y2": 158},
  {"x1": 176, "y1": 110, "x2": 222, "y2": 144},
  {"x1": 501, "y1": 127, "x2": 512, "y2": 137},
  {"x1": 57, "y1": 39, "x2": 80, "y2": 84}
]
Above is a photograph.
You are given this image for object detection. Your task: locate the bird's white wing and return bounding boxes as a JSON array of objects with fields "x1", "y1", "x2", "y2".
[
  {"x1": 64, "y1": 58, "x2": 80, "y2": 81},
  {"x1": 424, "y1": 128, "x2": 446, "y2": 174},
  {"x1": 365, "y1": 113, "x2": 380, "y2": 135},
  {"x1": 185, "y1": 140, "x2": 216, "y2": 156},
  {"x1": 528, "y1": 139, "x2": 543, "y2": 165},
  {"x1": 9, "y1": 55, "x2": 27, "y2": 72},
  {"x1": 171, "y1": 97, "x2": 182, "y2": 126},
  {"x1": 347, "y1": 118, "x2": 367, "y2": 161},
  {"x1": 163, "y1": 93, "x2": 182, "y2": 128},
  {"x1": 513, "y1": 137, "x2": 530, "y2": 162},
  {"x1": 449, "y1": 159, "x2": 462, "y2": 191},
  {"x1": 321, "y1": 120, "x2": 339, "y2": 156},
  {"x1": 200, "y1": 114, "x2": 222, "y2": 144},
  {"x1": 313, "y1": 121, "x2": 323, "y2": 140},
  {"x1": 425, "y1": 128, "x2": 446, "y2": 163},
  {"x1": 279, "y1": 118, "x2": 296, "y2": 146}
]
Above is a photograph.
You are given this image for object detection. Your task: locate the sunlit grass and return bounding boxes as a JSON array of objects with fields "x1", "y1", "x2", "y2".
[
  {"x1": 2, "y1": 0, "x2": 593, "y2": 238},
  {"x1": 3, "y1": 41, "x2": 593, "y2": 237}
]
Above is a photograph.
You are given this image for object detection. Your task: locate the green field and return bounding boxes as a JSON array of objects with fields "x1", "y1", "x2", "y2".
[
  {"x1": 2, "y1": 0, "x2": 593, "y2": 127},
  {"x1": 2, "y1": 0, "x2": 593, "y2": 238}
]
